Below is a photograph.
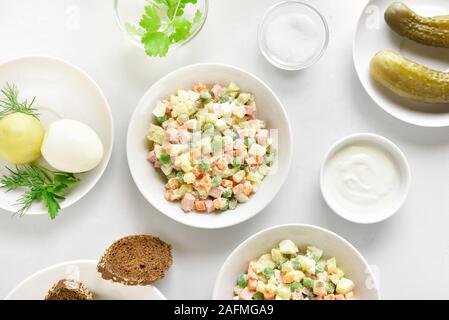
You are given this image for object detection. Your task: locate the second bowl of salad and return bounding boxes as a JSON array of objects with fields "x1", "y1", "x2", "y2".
[
  {"x1": 127, "y1": 63, "x2": 292, "y2": 229},
  {"x1": 213, "y1": 224, "x2": 380, "y2": 300}
]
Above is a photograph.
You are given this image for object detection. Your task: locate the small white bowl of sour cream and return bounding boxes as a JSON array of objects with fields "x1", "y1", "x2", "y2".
[{"x1": 320, "y1": 133, "x2": 411, "y2": 224}]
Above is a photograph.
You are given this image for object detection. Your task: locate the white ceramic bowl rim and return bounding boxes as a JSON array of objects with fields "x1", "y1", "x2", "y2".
[
  {"x1": 258, "y1": 1, "x2": 330, "y2": 71},
  {"x1": 126, "y1": 62, "x2": 293, "y2": 229},
  {"x1": 0, "y1": 55, "x2": 114, "y2": 216},
  {"x1": 320, "y1": 132, "x2": 411, "y2": 224},
  {"x1": 212, "y1": 223, "x2": 381, "y2": 299}
]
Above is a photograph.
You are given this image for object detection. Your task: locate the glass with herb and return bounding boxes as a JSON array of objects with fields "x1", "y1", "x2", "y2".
[{"x1": 114, "y1": 0, "x2": 208, "y2": 57}]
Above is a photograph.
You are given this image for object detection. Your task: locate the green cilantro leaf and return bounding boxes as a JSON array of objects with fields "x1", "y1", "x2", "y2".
[
  {"x1": 193, "y1": 9, "x2": 202, "y2": 24},
  {"x1": 139, "y1": 5, "x2": 161, "y2": 32},
  {"x1": 142, "y1": 32, "x2": 170, "y2": 57},
  {"x1": 125, "y1": 23, "x2": 145, "y2": 37},
  {"x1": 170, "y1": 18, "x2": 192, "y2": 43},
  {"x1": 132, "y1": 0, "x2": 203, "y2": 57}
]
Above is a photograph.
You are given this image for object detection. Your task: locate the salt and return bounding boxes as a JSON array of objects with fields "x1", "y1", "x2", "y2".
[{"x1": 265, "y1": 13, "x2": 323, "y2": 66}]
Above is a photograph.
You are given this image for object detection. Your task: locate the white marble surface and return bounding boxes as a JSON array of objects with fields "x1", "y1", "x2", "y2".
[{"x1": 1, "y1": 0, "x2": 449, "y2": 300}]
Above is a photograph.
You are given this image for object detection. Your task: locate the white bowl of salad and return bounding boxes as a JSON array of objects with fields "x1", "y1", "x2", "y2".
[
  {"x1": 127, "y1": 63, "x2": 292, "y2": 229},
  {"x1": 213, "y1": 224, "x2": 380, "y2": 300}
]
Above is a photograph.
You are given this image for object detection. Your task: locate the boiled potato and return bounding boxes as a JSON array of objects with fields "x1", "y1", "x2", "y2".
[{"x1": 0, "y1": 113, "x2": 45, "y2": 164}]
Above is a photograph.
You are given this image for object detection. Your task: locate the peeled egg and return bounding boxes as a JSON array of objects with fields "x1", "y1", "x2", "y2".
[{"x1": 41, "y1": 119, "x2": 104, "y2": 173}]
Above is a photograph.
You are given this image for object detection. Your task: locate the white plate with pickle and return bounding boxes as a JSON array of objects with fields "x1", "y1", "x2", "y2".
[
  {"x1": 354, "y1": 0, "x2": 449, "y2": 127},
  {"x1": 0, "y1": 56, "x2": 113, "y2": 219}
]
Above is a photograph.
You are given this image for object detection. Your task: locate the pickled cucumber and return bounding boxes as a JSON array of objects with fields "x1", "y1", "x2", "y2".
[
  {"x1": 370, "y1": 50, "x2": 449, "y2": 104},
  {"x1": 385, "y1": 2, "x2": 449, "y2": 48}
]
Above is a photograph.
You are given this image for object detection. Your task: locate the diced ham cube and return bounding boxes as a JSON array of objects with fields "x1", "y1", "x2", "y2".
[
  {"x1": 245, "y1": 157, "x2": 257, "y2": 166},
  {"x1": 345, "y1": 292, "x2": 354, "y2": 300},
  {"x1": 147, "y1": 150, "x2": 157, "y2": 163},
  {"x1": 237, "y1": 129, "x2": 248, "y2": 139},
  {"x1": 178, "y1": 130, "x2": 191, "y2": 144},
  {"x1": 205, "y1": 200, "x2": 214, "y2": 213},
  {"x1": 256, "y1": 129, "x2": 269, "y2": 146},
  {"x1": 247, "y1": 262, "x2": 258, "y2": 280},
  {"x1": 239, "y1": 287, "x2": 255, "y2": 300},
  {"x1": 233, "y1": 184, "x2": 244, "y2": 195},
  {"x1": 166, "y1": 128, "x2": 179, "y2": 143},
  {"x1": 211, "y1": 84, "x2": 224, "y2": 98},
  {"x1": 181, "y1": 193, "x2": 195, "y2": 212},
  {"x1": 209, "y1": 186, "x2": 224, "y2": 199},
  {"x1": 291, "y1": 292, "x2": 302, "y2": 300},
  {"x1": 234, "y1": 139, "x2": 245, "y2": 151}
]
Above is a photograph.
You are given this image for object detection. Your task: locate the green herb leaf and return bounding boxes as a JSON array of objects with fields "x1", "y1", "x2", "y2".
[
  {"x1": 42, "y1": 190, "x2": 61, "y2": 220},
  {"x1": 139, "y1": 5, "x2": 161, "y2": 32},
  {"x1": 131, "y1": 0, "x2": 203, "y2": 57},
  {"x1": 142, "y1": 32, "x2": 170, "y2": 57},
  {"x1": 193, "y1": 9, "x2": 202, "y2": 24},
  {"x1": 0, "y1": 164, "x2": 80, "y2": 219},
  {"x1": 170, "y1": 18, "x2": 192, "y2": 43},
  {"x1": 125, "y1": 23, "x2": 145, "y2": 37},
  {"x1": 0, "y1": 83, "x2": 39, "y2": 119}
]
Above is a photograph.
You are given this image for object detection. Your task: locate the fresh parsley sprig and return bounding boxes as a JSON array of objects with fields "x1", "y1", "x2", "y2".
[
  {"x1": 0, "y1": 83, "x2": 39, "y2": 119},
  {"x1": 126, "y1": 0, "x2": 203, "y2": 57},
  {"x1": 0, "y1": 164, "x2": 80, "y2": 219}
]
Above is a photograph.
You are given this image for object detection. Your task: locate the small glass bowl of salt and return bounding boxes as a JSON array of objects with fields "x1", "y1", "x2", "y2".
[{"x1": 258, "y1": 1, "x2": 329, "y2": 71}]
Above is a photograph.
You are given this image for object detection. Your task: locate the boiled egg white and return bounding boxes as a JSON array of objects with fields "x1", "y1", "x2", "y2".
[{"x1": 41, "y1": 119, "x2": 104, "y2": 173}]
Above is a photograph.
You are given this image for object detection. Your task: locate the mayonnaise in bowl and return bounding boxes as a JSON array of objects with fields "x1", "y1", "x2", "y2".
[{"x1": 320, "y1": 133, "x2": 410, "y2": 224}]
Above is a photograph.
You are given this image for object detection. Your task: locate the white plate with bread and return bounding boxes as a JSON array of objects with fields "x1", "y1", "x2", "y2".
[
  {"x1": 5, "y1": 235, "x2": 173, "y2": 300},
  {"x1": 4, "y1": 260, "x2": 166, "y2": 300}
]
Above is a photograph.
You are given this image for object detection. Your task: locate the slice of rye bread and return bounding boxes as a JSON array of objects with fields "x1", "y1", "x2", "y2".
[
  {"x1": 45, "y1": 279, "x2": 93, "y2": 300},
  {"x1": 97, "y1": 235, "x2": 173, "y2": 286}
]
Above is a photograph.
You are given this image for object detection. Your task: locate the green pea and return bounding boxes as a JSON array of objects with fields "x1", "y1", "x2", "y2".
[
  {"x1": 302, "y1": 277, "x2": 313, "y2": 289},
  {"x1": 253, "y1": 292, "x2": 264, "y2": 300},
  {"x1": 159, "y1": 154, "x2": 171, "y2": 165},
  {"x1": 290, "y1": 281, "x2": 302, "y2": 292},
  {"x1": 236, "y1": 274, "x2": 247, "y2": 288},
  {"x1": 220, "y1": 95, "x2": 230, "y2": 103},
  {"x1": 263, "y1": 267, "x2": 274, "y2": 278},
  {"x1": 212, "y1": 176, "x2": 222, "y2": 187}
]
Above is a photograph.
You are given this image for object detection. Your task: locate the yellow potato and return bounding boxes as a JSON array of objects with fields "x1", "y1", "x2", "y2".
[{"x1": 0, "y1": 113, "x2": 45, "y2": 164}]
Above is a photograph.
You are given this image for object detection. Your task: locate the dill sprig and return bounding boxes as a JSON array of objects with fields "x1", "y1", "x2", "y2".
[
  {"x1": 0, "y1": 164, "x2": 80, "y2": 219},
  {"x1": 0, "y1": 83, "x2": 39, "y2": 119}
]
